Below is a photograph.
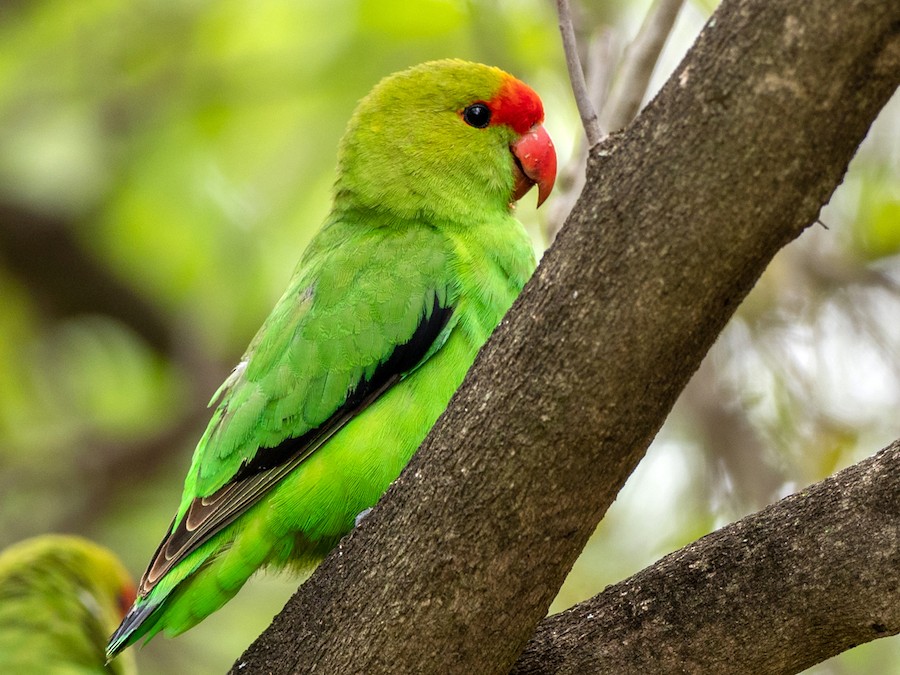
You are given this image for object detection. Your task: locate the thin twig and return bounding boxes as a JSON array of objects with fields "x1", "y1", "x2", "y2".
[
  {"x1": 545, "y1": 30, "x2": 616, "y2": 243},
  {"x1": 548, "y1": 0, "x2": 683, "y2": 242},
  {"x1": 601, "y1": 0, "x2": 685, "y2": 133},
  {"x1": 557, "y1": 0, "x2": 602, "y2": 147}
]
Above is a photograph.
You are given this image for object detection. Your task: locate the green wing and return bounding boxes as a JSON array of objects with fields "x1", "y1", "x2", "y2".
[{"x1": 139, "y1": 222, "x2": 457, "y2": 594}]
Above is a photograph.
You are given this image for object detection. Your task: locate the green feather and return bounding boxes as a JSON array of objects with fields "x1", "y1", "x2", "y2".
[{"x1": 108, "y1": 59, "x2": 542, "y2": 656}]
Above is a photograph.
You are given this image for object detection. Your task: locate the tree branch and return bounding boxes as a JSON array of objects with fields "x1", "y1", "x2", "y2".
[
  {"x1": 0, "y1": 203, "x2": 231, "y2": 542},
  {"x1": 231, "y1": 0, "x2": 900, "y2": 672},
  {"x1": 557, "y1": 0, "x2": 602, "y2": 146},
  {"x1": 547, "y1": 0, "x2": 682, "y2": 240},
  {"x1": 546, "y1": 30, "x2": 616, "y2": 242},
  {"x1": 599, "y1": 0, "x2": 685, "y2": 134},
  {"x1": 512, "y1": 440, "x2": 900, "y2": 674}
]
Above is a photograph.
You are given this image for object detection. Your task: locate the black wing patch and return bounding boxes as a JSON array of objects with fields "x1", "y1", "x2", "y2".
[
  {"x1": 138, "y1": 296, "x2": 453, "y2": 596},
  {"x1": 234, "y1": 294, "x2": 452, "y2": 481}
]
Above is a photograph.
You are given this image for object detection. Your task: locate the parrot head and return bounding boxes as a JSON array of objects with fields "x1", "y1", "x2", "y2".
[
  {"x1": 334, "y1": 59, "x2": 556, "y2": 220},
  {"x1": 0, "y1": 535, "x2": 137, "y2": 673},
  {"x1": 0, "y1": 535, "x2": 137, "y2": 629}
]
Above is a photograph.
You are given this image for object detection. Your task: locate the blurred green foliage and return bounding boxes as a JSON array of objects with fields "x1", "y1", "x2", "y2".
[{"x1": 0, "y1": 1, "x2": 897, "y2": 673}]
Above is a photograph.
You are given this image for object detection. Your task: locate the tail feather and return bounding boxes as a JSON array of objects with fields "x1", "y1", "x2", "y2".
[
  {"x1": 106, "y1": 599, "x2": 161, "y2": 659},
  {"x1": 107, "y1": 524, "x2": 277, "y2": 661}
]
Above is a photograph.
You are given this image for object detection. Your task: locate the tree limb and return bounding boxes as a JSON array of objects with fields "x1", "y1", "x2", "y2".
[
  {"x1": 546, "y1": 30, "x2": 615, "y2": 242},
  {"x1": 231, "y1": 0, "x2": 900, "y2": 672},
  {"x1": 548, "y1": 0, "x2": 683, "y2": 241},
  {"x1": 557, "y1": 0, "x2": 602, "y2": 146},
  {"x1": 512, "y1": 440, "x2": 900, "y2": 674}
]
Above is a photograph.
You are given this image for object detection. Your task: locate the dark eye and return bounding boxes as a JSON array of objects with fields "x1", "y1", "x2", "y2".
[{"x1": 463, "y1": 103, "x2": 491, "y2": 128}]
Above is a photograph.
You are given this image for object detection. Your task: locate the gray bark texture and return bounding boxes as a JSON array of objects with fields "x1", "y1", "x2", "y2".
[
  {"x1": 512, "y1": 441, "x2": 900, "y2": 675},
  {"x1": 231, "y1": 0, "x2": 900, "y2": 672}
]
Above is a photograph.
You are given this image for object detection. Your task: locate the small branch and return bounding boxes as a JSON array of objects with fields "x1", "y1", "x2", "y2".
[
  {"x1": 512, "y1": 441, "x2": 900, "y2": 674},
  {"x1": 548, "y1": 0, "x2": 682, "y2": 240},
  {"x1": 55, "y1": 398, "x2": 214, "y2": 538},
  {"x1": 557, "y1": 0, "x2": 602, "y2": 147},
  {"x1": 545, "y1": 30, "x2": 616, "y2": 243},
  {"x1": 0, "y1": 202, "x2": 232, "y2": 542},
  {"x1": 600, "y1": 0, "x2": 685, "y2": 133}
]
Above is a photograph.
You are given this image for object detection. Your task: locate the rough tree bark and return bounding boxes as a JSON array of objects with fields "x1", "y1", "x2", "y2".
[
  {"x1": 231, "y1": 0, "x2": 900, "y2": 672},
  {"x1": 512, "y1": 441, "x2": 900, "y2": 674}
]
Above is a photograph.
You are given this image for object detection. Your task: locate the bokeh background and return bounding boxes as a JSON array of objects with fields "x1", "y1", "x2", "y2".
[{"x1": 0, "y1": 0, "x2": 897, "y2": 672}]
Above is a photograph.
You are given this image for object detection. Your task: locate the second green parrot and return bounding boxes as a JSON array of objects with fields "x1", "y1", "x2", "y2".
[
  {"x1": 108, "y1": 58, "x2": 556, "y2": 657},
  {"x1": 0, "y1": 535, "x2": 136, "y2": 674}
]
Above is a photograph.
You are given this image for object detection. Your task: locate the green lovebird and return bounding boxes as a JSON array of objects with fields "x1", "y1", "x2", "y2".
[
  {"x1": 0, "y1": 535, "x2": 137, "y2": 674},
  {"x1": 107, "y1": 59, "x2": 556, "y2": 657}
]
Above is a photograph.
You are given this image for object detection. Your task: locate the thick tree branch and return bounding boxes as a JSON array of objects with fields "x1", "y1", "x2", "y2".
[
  {"x1": 512, "y1": 440, "x2": 900, "y2": 674},
  {"x1": 232, "y1": 0, "x2": 900, "y2": 672}
]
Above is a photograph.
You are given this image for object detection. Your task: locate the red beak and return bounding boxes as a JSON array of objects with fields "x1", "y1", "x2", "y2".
[{"x1": 510, "y1": 124, "x2": 557, "y2": 207}]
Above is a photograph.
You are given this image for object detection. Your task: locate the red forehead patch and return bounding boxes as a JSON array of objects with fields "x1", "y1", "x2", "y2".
[{"x1": 487, "y1": 75, "x2": 544, "y2": 135}]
